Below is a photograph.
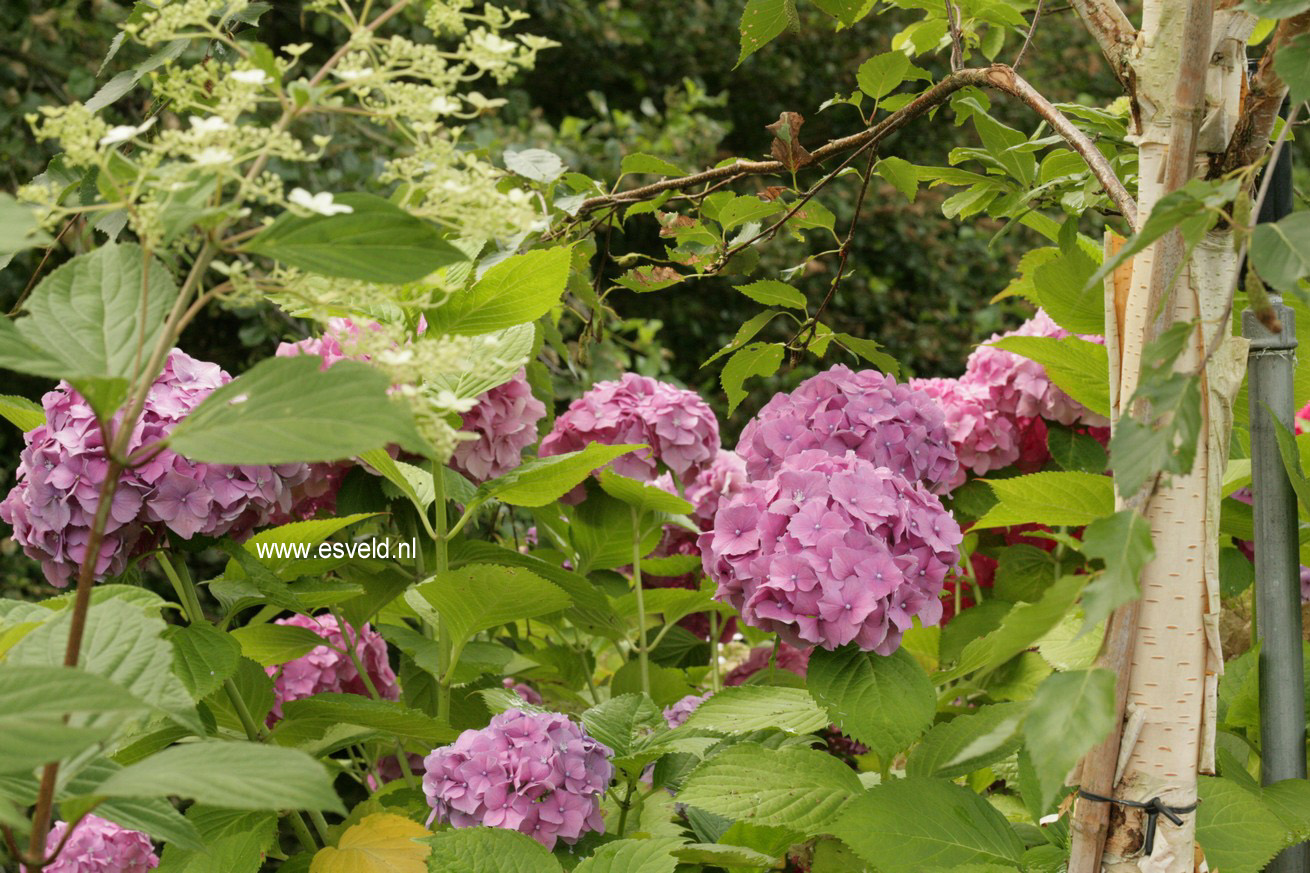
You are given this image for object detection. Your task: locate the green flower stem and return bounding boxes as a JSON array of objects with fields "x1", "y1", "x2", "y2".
[
  {"x1": 615, "y1": 779, "x2": 636, "y2": 837},
  {"x1": 433, "y1": 464, "x2": 453, "y2": 722},
  {"x1": 708, "y1": 610, "x2": 721, "y2": 694},
  {"x1": 631, "y1": 506, "x2": 650, "y2": 697}
]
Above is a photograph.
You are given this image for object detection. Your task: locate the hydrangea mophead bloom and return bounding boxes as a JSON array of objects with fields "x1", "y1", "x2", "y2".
[
  {"x1": 700, "y1": 450, "x2": 962, "y2": 654},
  {"x1": 0, "y1": 350, "x2": 315, "y2": 586},
  {"x1": 908, "y1": 377, "x2": 1023, "y2": 488},
  {"x1": 450, "y1": 368, "x2": 547, "y2": 483},
  {"x1": 662, "y1": 693, "x2": 711, "y2": 728},
  {"x1": 539, "y1": 373, "x2": 720, "y2": 483},
  {"x1": 266, "y1": 613, "x2": 399, "y2": 722},
  {"x1": 25, "y1": 814, "x2": 159, "y2": 873},
  {"x1": 422, "y1": 708, "x2": 614, "y2": 849},
  {"x1": 735, "y1": 365, "x2": 959, "y2": 495},
  {"x1": 961, "y1": 309, "x2": 1109, "y2": 429}
]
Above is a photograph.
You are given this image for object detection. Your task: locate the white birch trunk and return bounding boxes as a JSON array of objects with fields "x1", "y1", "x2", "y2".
[{"x1": 1101, "y1": 5, "x2": 1253, "y2": 870}]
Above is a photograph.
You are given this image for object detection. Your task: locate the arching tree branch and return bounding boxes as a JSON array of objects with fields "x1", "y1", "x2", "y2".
[
  {"x1": 1069, "y1": 0, "x2": 1138, "y2": 91},
  {"x1": 574, "y1": 65, "x2": 1138, "y2": 228}
]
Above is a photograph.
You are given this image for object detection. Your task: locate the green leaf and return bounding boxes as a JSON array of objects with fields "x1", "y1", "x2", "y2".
[
  {"x1": 97, "y1": 742, "x2": 344, "y2": 812},
  {"x1": 0, "y1": 394, "x2": 44, "y2": 432},
  {"x1": 990, "y1": 336, "x2": 1110, "y2": 418},
  {"x1": 621, "y1": 153, "x2": 686, "y2": 176},
  {"x1": 59, "y1": 758, "x2": 206, "y2": 851},
  {"x1": 673, "y1": 843, "x2": 781, "y2": 868},
  {"x1": 166, "y1": 624, "x2": 241, "y2": 699},
  {"x1": 0, "y1": 665, "x2": 148, "y2": 773},
  {"x1": 415, "y1": 564, "x2": 570, "y2": 667},
  {"x1": 229, "y1": 513, "x2": 380, "y2": 579},
  {"x1": 811, "y1": 0, "x2": 869, "y2": 25},
  {"x1": 1195, "y1": 776, "x2": 1288, "y2": 873},
  {"x1": 425, "y1": 246, "x2": 572, "y2": 336},
  {"x1": 1023, "y1": 668, "x2": 1116, "y2": 814},
  {"x1": 0, "y1": 242, "x2": 178, "y2": 417},
  {"x1": 610, "y1": 661, "x2": 696, "y2": 708},
  {"x1": 581, "y1": 694, "x2": 663, "y2": 757},
  {"x1": 722, "y1": 342, "x2": 784, "y2": 414},
  {"x1": 683, "y1": 686, "x2": 829, "y2": 734},
  {"x1": 9, "y1": 599, "x2": 199, "y2": 733},
  {"x1": 153, "y1": 806, "x2": 274, "y2": 870},
  {"x1": 1078, "y1": 510, "x2": 1154, "y2": 633},
  {"x1": 831, "y1": 778, "x2": 1025, "y2": 873},
  {"x1": 1238, "y1": 0, "x2": 1310, "y2": 19},
  {"x1": 230, "y1": 623, "x2": 327, "y2": 667},
  {"x1": 1046, "y1": 425, "x2": 1107, "y2": 473},
  {"x1": 0, "y1": 193, "x2": 52, "y2": 266},
  {"x1": 737, "y1": 0, "x2": 797, "y2": 66},
  {"x1": 1273, "y1": 415, "x2": 1310, "y2": 516},
  {"x1": 245, "y1": 193, "x2": 466, "y2": 284},
  {"x1": 734, "y1": 279, "x2": 807, "y2": 310},
  {"x1": 876, "y1": 157, "x2": 918, "y2": 203},
  {"x1": 1274, "y1": 33, "x2": 1310, "y2": 104},
  {"x1": 907, "y1": 702, "x2": 1027, "y2": 779},
  {"x1": 424, "y1": 827, "x2": 563, "y2": 873},
  {"x1": 474, "y1": 442, "x2": 643, "y2": 507},
  {"x1": 834, "y1": 332, "x2": 900, "y2": 374},
  {"x1": 504, "y1": 148, "x2": 565, "y2": 182},
  {"x1": 277, "y1": 693, "x2": 456, "y2": 746},
  {"x1": 939, "y1": 575, "x2": 1086, "y2": 680},
  {"x1": 574, "y1": 838, "x2": 680, "y2": 873},
  {"x1": 598, "y1": 470, "x2": 694, "y2": 515},
  {"x1": 678, "y1": 742, "x2": 863, "y2": 834},
  {"x1": 1251, "y1": 212, "x2": 1310, "y2": 292},
  {"x1": 168, "y1": 357, "x2": 429, "y2": 464},
  {"x1": 204, "y1": 657, "x2": 275, "y2": 734},
  {"x1": 993, "y1": 544, "x2": 1059, "y2": 603},
  {"x1": 974, "y1": 472, "x2": 1114, "y2": 530},
  {"x1": 1033, "y1": 244, "x2": 1103, "y2": 335},
  {"x1": 806, "y1": 646, "x2": 935, "y2": 763},
  {"x1": 857, "y1": 51, "x2": 910, "y2": 100},
  {"x1": 717, "y1": 195, "x2": 785, "y2": 232}
]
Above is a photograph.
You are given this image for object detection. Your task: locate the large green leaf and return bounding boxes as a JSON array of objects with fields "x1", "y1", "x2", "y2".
[
  {"x1": 0, "y1": 394, "x2": 44, "y2": 432},
  {"x1": 574, "y1": 838, "x2": 681, "y2": 873},
  {"x1": 734, "y1": 280, "x2": 806, "y2": 311},
  {"x1": 598, "y1": 470, "x2": 694, "y2": 515},
  {"x1": 580, "y1": 694, "x2": 663, "y2": 758},
  {"x1": 97, "y1": 742, "x2": 344, "y2": 813},
  {"x1": 230, "y1": 623, "x2": 327, "y2": 667},
  {"x1": 737, "y1": 0, "x2": 797, "y2": 65},
  {"x1": 415, "y1": 564, "x2": 570, "y2": 670},
  {"x1": 166, "y1": 623, "x2": 241, "y2": 699},
  {"x1": 974, "y1": 472, "x2": 1115, "y2": 530},
  {"x1": 806, "y1": 646, "x2": 936, "y2": 763},
  {"x1": 154, "y1": 806, "x2": 276, "y2": 871},
  {"x1": 683, "y1": 686, "x2": 829, "y2": 735},
  {"x1": 229, "y1": 513, "x2": 380, "y2": 579},
  {"x1": 1195, "y1": 777, "x2": 1288, "y2": 873},
  {"x1": 1251, "y1": 212, "x2": 1310, "y2": 291},
  {"x1": 1274, "y1": 33, "x2": 1310, "y2": 104},
  {"x1": 168, "y1": 357, "x2": 429, "y2": 463},
  {"x1": 423, "y1": 827, "x2": 563, "y2": 873},
  {"x1": 857, "y1": 51, "x2": 910, "y2": 100},
  {"x1": 425, "y1": 246, "x2": 572, "y2": 336},
  {"x1": 0, "y1": 192, "x2": 52, "y2": 267},
  {"x1": 473, "y1": 443, "x2": 644, "y2": 507},
  {"x1": 722, "y1": 342, "x2": 784, "y2": 414},
  {"x1": 678, "y1": 743, "x2": 862, "y2": 834},
  {"x1": 58, "y1": 757, "x2": 205, "y2": 851},
  {"x1": 831, "y1": 778, "x2": 1025, "y2": 873},
  {"x1": 907, "y1": 702, "x2": 1027, "y2": 779},
  {"x1": 1078, "y1": 510, "x2": 1154, "y2": 634},
  {"x1": 1023, "y1": 668, "x2": 1116, "y2": 814},
  {"x1": 276, "y1": 693, "x2": 457, "y2": 746},
  {"x1": 245, "y1": 193, "x2": 465, "y2": 283},
  {"x1": 0, "y1": 242, "x2": 178, "y2": 417},
  {"x1": 938, "y1": 575, "x2": 1086, "y2": 680},
  {"x1": 990, "y1": 336, "x2": 1110, "y2": 418},
  {"x1": 1033, "y1": 244, "x2": 1103, "y2": 335}
]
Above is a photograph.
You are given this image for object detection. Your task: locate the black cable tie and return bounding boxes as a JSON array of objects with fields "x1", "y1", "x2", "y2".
[{"x1": 1076, "y1": 789, "x2": 1199, "y2": 856}]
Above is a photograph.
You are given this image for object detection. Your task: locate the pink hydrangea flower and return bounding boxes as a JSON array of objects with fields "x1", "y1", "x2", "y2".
[
  {"x1": 539, "y1": 374, "x2": 720, "y2": 486},
  {"x1": 736, "y1": 365, "x2": 959, "y2": 494},
  {"x1": 450, "y1": 369, "x2": 546, "y2": 483},
  {"x1": 0, "y1": 350, "x2": 312, "y2": 586},
  {"x1": 724, "y1": 643, "x2": 812, "y2": 686},
  {"x1": 701, "y1": 450, "x2": 962, "y2": 654},
  {"x1": 962, "y1": 309, "x2": 1108, "y2": 428},
  {"x1": 423, "y1": 709, "x2": 613, "y2": 849},
  {"x1": 502, "y1": 677, "x2": 543, "y2": 705},
  {"x1": 909, "y1": 378, "x2": 1022, "y2": 488},
  {"x1": 663, "y1": 693, "x2": 711, "y2": 728},
  {"x1": 267, "y1": 613, "x2": 399, "y2": 722},
  {"x1": 25, "y1": 814, "x2": 158, "y2": 873},
  {"x1": 275, "y1": 317, "x2": 383, "y2": 370}
]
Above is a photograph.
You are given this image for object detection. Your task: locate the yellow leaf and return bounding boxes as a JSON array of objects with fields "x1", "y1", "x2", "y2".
[{"x1": 310, "y1": 813, "x2": 429, "y2": 873}]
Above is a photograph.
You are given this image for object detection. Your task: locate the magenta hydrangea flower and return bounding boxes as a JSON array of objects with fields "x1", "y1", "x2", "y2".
[
  {"x1": 701, "y1": 450, "x2": 961, "y2": 654},
  {"x1": 267, "y1": 613, "x2": 399, "y2": 722},
  {"x1": 539, "y1": 374, "x2": 720, "y2": 485},
  {"x1": 962, "y1": 309, "x2": 1108, "y2": 428},
  {"x1": 736, "y1": 365, "x2": 959, "y2": 494},
  {"x1": 663, "y1": 693, "x2": 710, "y2": 728},
  {"x1": 423, "y1": 709, "x2": 613, "y2": 849},
  {"x1": 908, "y1": 377, "x2": 1021, "y2": 488},
  {"x1": 0, "y1": 350, "x2": 313, "y2": 586},
  {"x1": 450, "y1": 369, "x2": 546, "y2": 483},
  {"x1": 25, "y1": 814, "x2": 158, "y2": 873}
]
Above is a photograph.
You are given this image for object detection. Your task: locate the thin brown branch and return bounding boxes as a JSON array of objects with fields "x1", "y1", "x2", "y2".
[
  {"x1": 1216, "y1": 11, "x2": 1310, "y2": 176},
  {"x1": 575, "y1": 65, "x2": 1137, "y2": 227},
  {"x1": 945, "y1": 0, "x2": 965, "y2": 71},
  {"x1": 1013, "y1": 0, "x2": 1045, "y2": 70},
  {"x1": 1068, "y1": 0, "x2": 1138, "y2": 91}
]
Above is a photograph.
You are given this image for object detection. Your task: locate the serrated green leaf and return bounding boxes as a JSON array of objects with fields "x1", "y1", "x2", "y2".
[
  {"x1": 574, "y1": 837, "x2": 680, "y2": 873},
  {"x1": 857, "y1": 51, "x2": 910, "y2": 100},
  {"x1": 166, "y1": 623, "x2": 240, "y2": 699},
  {"x1": 1033, "y1": 244, "x2": 1103, "y2": 335},
  {"x1": 684, "y1": 686, "x2": 828, "y2": 735},
  {"x1": 1078, "y1": 510, "x2": 1153, "y2": 633},
  {"x1": 230, "y1": 623, "x2": 326, "y2": 667},
  {"x1": 722, "y1": 342, "x2": 784, "y2": 414},
  {"x1": 737, "y1": 0, "x2": 797, "y2": 65},
  {"x1": 474, "y1": 442, "x2": 643, "y2": 507},
  {"x1": 1252, "y1": 212, "x2": 1310, "y2": 292},
  {"x1": 0, "y1": 394, "x2": 44, "y2": 432},
  {"x1": 834, "y1": 332, "x2": 900, "y2": 374},
  {"x1": 807, "y1": 646, "x2": 935, "y2": 763},
  {"x1": 621, "y1": 153, "x2": 686, "y2": 176},
  {"x1": 876, "y1": 156, "x2": 918, "y2": 203},
  {"x1": 1274, "y1": 34, "x2": 1310, "y2": 104},
  {"x1": 425, "y1": 246, "x2": 572, "y2": 336},
  {"x1": 975, "y1": 472, "x2": 1114, "y2": 530},
  {"x1": 581, "y1": 693, "x2": 663, "y2": 757},
  {"x1": 278, "y1": 693, "x2": 456, "y2": 746},
  {"x1": 907, "y1": 702, "x2": 1027, "y2": 779},
  {"x1": 1195, "y1": 776, "x2": 1288, "y2": 873},
  {"x1": 1023, "y1": 668, "x2": 1115, "y2": 814},
  {"x1": 424, "y1": 827, "x2": 563, "y2": 873},
  {"x1": 599, "y1": 469, "x2": 694, "y2": 515},
  {"x1": 990, "y1": 336, "x2": 1110, "y2": 418},
  {"x1": 939, "y1": 575, "x2": 1086, "y2": 680},
  {"x1": 734, "y1": 279, "x2": 807, "y2": 310}
]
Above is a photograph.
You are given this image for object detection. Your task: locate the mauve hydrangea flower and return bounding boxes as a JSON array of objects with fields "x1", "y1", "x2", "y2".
[
  {"x1": 26, "y1": 814, "x2": 158, "y2": 873},
  {"x1": 963, "y1": 309, "x2": 1108, "y2": 428},
  {"x1": 539, "y1": 373, "x2": 720, "y2": 485},
  {"x1": 663, "y1": 693, "x2": 710, "y2": 728},
  {"x1": 450, "y1": 368, "x2": 546, "y2": 483},
  {"x1": 423, "y1": 709, "x2": 613, "y2": 849},
  {"x1": 0, "y1": 350, "x2": 312, "y2": 586},
  {"x1": 267, "y1": 613, "x2": 399, "y2": 722},
  {"x1": 909, "y1": 378, "x2": 1022, "y2": 488},
  {"x1": 701, "y1": 450, "x2": 961, "y2": 654},
  {"x1": 736, "y1": 365, "x2": 959, "y2": 494},
  {"x1": 502, "y1": 677, "x2": 543, "y2": 705},
  {"x1": 275, "y1": 317, "x2": 382, "y2": 370}
]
